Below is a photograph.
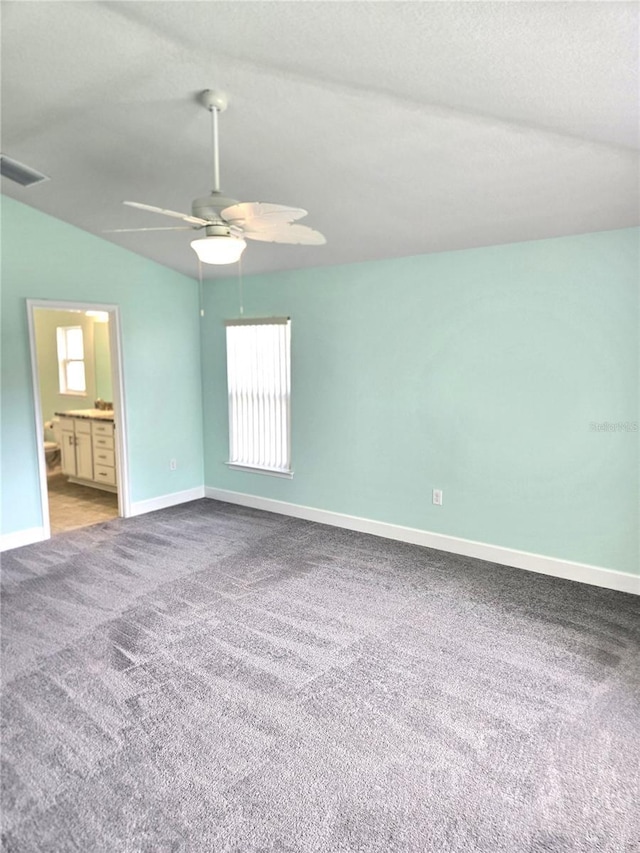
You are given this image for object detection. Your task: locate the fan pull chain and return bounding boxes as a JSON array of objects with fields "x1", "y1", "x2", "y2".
[
  {"x1": 198, "y1": 258, "x2": 204, "y2": 317},
  {"x1": 238, "y1": 255, "x2": 244, "y2": 316}
]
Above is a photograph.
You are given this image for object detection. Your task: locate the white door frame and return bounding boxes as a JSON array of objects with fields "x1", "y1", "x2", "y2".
[{"x1": 26, "y1": 299, "x2": 131, "y2": 538}]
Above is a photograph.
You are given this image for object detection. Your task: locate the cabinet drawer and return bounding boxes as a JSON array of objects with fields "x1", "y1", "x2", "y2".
[
  {"x1": 59, "y1": 417, "x2": 75, "y2": 432},
  {"x1": 94, "y1": 463, "x2": 116, "y2": 485},
  {"x1": 75, "y1": 419, "x2": 91, "y2": 435},
  {"x1": 93, "y1": 448, "x2": 115, "y2": 467},
  {"x1": 92, "y1": 435, "x2": 114, "y2": 451},
  {"x1": 92, "y1": 421, "x2": 114, "y2": 438}
]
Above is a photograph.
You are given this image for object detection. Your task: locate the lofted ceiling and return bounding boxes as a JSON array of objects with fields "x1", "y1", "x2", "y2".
[{"x1": 1, "y1": 1, "x2": 638, "y2": 279}]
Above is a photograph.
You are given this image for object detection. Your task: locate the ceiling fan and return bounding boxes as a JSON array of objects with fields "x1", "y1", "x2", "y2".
[{"x1": 110, "y1": 90, "x2": 326, "y2": 265}]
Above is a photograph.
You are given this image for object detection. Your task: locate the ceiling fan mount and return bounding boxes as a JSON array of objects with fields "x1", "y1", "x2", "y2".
[
  {"x1": 199, "y1": 88, "x2": 228, "y2": 113},
  {"x1": 109, "y1": 89, "x2": 326, "y2": 264}
]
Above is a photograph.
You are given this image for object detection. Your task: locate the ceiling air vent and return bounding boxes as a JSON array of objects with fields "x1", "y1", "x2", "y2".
[{"x1": 0, "y1": 154, "x2": 50, "y2": 187}]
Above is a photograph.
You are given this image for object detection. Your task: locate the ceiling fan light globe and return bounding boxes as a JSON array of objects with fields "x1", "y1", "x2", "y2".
[{"x1": 190, "y1": 235, "x2": 247, "y2": 265}]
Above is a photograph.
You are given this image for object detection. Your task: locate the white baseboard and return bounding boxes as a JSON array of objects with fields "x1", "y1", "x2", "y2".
[
  {"x1": 204, "y1": 487, "x2": 639, "y2": 596},
  {"x1": 0, "y1": 526, "x2": 48, "y2": 552},
  {"x1": 129, "y1": 486, "x2": 205, "y2": 518}
]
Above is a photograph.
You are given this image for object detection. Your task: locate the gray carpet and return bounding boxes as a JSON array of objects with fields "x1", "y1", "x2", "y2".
[{"x1": 1, "y1": 499, "x2": 639, "y2": 852}]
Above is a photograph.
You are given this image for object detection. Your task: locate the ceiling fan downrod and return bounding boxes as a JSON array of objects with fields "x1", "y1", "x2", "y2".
[{"x1": 200, "y1": 89, "x2": 228, "y2": 195}]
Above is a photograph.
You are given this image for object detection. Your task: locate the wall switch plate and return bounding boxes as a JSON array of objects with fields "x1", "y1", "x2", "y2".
[
  {"x1": 170, "y1": 459, "x2": 177, "y2": 471},
  {"x1": 432, "y1": 489, "x2": 443, "y2": 506}
]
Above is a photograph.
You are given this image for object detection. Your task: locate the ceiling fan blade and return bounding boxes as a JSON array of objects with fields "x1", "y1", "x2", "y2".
[
  {"x1": 123, "y1": 201, "x2": 210, "y2": 226},
  {"x1": 104, "y1": 226, "x2": 196, "y2": 233},
  {"x1": 221, "y1": 202, "x2": 308, "y2": 227},
  {"x1": 244, "y1": 224, "x2": 326, "y2": 245}
]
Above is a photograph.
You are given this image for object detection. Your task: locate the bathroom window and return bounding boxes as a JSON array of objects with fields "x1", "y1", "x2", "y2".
[
  {"x1": 225, "y1": 317, "x2": 292, "y2": 477},
  {"x1": 57, "y1": 326, "x2": 87, "y2": 395}
]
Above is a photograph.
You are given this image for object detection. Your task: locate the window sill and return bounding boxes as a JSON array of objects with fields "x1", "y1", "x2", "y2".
[{"x1": 226, "y1": 463, "x2": 294, "y2": 479}]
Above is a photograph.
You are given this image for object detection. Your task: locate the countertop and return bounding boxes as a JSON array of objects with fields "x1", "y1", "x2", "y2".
[{"x1": 55, "y1": 409, "x2": 115, "y2": 422}]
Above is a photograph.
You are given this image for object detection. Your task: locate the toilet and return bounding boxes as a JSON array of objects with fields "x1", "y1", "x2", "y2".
[{"x1": 44, "y1": 418, "x2": 61, "y2": 468}]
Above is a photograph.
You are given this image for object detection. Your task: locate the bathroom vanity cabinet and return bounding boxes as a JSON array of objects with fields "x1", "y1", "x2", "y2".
[
  {"x1": 57, "y1": 413, "x2": 117, "y2": 492},
  {"x1": 60, "y1": 418, "x2": 93, "y2": 481}
]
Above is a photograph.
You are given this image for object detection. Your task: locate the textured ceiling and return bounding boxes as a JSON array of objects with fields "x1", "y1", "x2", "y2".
[{"x1": 1, "y1": 1, "x2": 638, "y2": 279}]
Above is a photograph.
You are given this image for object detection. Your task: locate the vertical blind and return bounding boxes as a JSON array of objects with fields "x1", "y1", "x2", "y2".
[{"x1": 225, "y1": 318, "x2": 291, "y2": 473}]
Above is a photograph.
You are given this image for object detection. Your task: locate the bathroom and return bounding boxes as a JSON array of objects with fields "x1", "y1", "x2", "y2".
[{"x1": 34, "y1": 306, "x2": 119, "y2": 535}]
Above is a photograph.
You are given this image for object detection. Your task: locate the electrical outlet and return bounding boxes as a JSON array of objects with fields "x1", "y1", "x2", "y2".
[
  {"x1": 170, "y1": 459, "x2": 177, "y2": 471},
  {"x1": 432, "y1": 489, "x2": 443, "y2": 506}
]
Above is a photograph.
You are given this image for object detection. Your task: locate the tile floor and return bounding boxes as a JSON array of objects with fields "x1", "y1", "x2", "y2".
[{"x1": 47, "y1": 467, "x2": 119, "y2": 535}]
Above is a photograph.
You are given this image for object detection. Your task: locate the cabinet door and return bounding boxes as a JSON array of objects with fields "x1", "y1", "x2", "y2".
[
  {"x1": 75, "y1": 432, "x2": 94, "y2": 481},
  {"x1": 60, "y1": 429, "x2": 77, "y2": 476}
]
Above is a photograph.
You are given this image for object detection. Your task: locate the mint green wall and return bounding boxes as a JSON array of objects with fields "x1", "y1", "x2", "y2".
[
  {"x1": 1, "y1": 196, "x2": 204, "y2": 535},
  {"x1": 34, "y1": 308, "x2": 107, "y2": 425},
  {"x1": 202, "y1": 229, "x2": 639, "y2": 575},
  {"x1": 3, "y1": 194, "x2": 636, "y2": 576}
]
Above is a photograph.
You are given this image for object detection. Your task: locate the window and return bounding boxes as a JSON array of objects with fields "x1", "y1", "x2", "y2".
[
  {"x1": 56, "y1": 326, "x2": 86, "y2": 395},
  {"x1": 225, "y1": 317, "x2": 291, "y2": 476}
]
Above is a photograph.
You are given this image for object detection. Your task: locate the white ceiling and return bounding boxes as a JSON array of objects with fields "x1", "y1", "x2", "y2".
[{"x1": 2, "y1": 1, "x2": 638, "y2": 279}]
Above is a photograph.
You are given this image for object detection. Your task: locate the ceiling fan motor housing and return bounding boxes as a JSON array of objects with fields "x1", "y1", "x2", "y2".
[
  {"x1": 204, "y1": 223, "x2": 235, "y2": 237},
  {"x1": 192, "y1": 193, "x2": 238, "y2": 222}
]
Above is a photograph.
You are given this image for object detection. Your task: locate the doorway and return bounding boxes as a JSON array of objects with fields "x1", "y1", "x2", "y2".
[{"x1": 27, "y1": 300, "x2": 130, "y2": 538}]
